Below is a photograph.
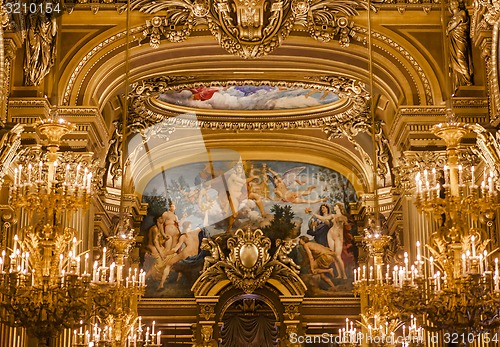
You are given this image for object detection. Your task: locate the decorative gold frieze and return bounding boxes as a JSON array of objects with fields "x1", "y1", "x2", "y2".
[
  {"x1": 193, "y1": 228, "x2": 301, "y2": 294},
  {"x1": 132, "y1": 0, "x2": 368, "y2": 58}
]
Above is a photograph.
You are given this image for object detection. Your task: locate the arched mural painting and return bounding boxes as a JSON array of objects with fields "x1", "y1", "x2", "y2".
[{"x1": 140, "y1": 160, "x2": 358, "y2": 297}]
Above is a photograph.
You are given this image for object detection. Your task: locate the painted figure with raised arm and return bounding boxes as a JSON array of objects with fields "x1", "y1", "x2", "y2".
[{"x1": 306, "y1": 202, "x2": 348, "y2": 279}]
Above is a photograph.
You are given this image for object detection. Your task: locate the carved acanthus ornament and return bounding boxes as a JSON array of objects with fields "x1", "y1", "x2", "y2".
[
  {"x1": 0, "y1": 124, "x2": 23, "y2": 183},
  {"x1": 130, "y1": 0, "x2": 368, "y2": 58},
  {"x1": 128, "y1": 76, "x2": 369, "y2": 132},
  {"x1": 194, "y1": 229, "x2": 301, "y2": 294},
  {"x1": 468, "y1": 123, "x2": 500, "y2": 176},
  {"x1": 392, "y1": 151, "x2": 447, "y2": 194}
]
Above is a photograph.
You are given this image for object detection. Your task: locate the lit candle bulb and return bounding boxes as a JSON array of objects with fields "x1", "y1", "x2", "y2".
[
  {"x1": 471, "y1": 235, "x2": 476, "y2": 258},
  {"x1": 102, "y1": 247, "x2": 106, "y2": 268},
  {"x1": 27, "y1": 163, "x2": 32, "y2": 184},
  {"x1": 13, "y1": 234, "x2": 18, "y2": 255},
  {"x1": 157, "y1": 331, "x2": 161, "y2": 345},
  {"x1": 462, "y1": 253, "x2": 466, "y2": 276},
  {"x1": 416, "y1": 241, "x2": 421, "y2": 259},
  {"x1": 109, "y1": 262, "x2": 115, "y2": 283},
  {"x1": 59, "y1": 253, "x2": 64, "y2": 275},
  {"x1": 471, "y1": 166, "x2": 475, "y2": 186},
  {"x1": 484, "y1": 250, "x2": 489, "y2": 272},
  {"x1": 84, "y1": 253, "x2": 89, "y2": 275}
]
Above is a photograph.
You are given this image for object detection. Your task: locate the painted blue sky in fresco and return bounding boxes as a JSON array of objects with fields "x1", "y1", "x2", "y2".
[{"x1": 157, "y1": 86, "x2": 340, "y2": 110}]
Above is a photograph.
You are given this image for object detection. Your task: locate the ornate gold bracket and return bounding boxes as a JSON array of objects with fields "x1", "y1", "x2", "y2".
[{"x1": 130, "y1": 0, "x2": 368, "y2": 58}]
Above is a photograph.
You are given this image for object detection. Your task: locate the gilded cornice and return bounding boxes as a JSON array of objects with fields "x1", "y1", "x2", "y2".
[
  {"x1": 356, "y1": 28, "x2": 433, "y2": 105},
  {"x1": 389, "y1": 100, "x2": 489, "y2": 152},
  {"x1": 8, "y1": 100, "x2": 110, "y2": 154}
]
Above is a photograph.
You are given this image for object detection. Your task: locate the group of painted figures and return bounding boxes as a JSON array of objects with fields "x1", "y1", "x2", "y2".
[{"x1": 143, "y1": 161, "x2": 355, "y2": 293}]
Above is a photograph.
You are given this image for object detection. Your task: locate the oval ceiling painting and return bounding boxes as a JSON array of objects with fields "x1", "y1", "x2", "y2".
[{"x1": 157, "y1": 85, "x2": 340, "y2": 110}]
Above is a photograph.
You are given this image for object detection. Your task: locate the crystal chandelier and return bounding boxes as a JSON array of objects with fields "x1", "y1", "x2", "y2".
[
  {"x1": 0, "y1": 117, "x2": 148, "y2": 347},
  {"x1": 72, "y1": 317, "x2": 161, "y2": 347},
  {"x1": 86, "y1": 228, "x2": 147, "y2": 347},
  {"x1": 0, "y1": 118, "x2": 94, "y2": 346},
  {"x1": 352, "y1": 226, "x2": 424, "y2": 347},
  {"x1": 392, "y1": 121, "x2": 500, "y2": 334}
]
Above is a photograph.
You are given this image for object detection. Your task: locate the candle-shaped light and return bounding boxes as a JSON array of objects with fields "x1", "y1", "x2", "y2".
[
  {"x1": 458, "y1": 164, "x2": 463, "y2": 185},
  {"x1": 102, "y1": 247, "x2": 106, "y2": 268},
  {"x1": 109, "y1": 262, "x2": 116, "y2": 283},
  {"x1": 416, "y1": 241, "x2": 421, "y2": 259},
  {"x1": 75, "y1": 163, "x2": 81, "y2": 185},
  {"x1": 369, "y1": 266, "x2": 373, "y2": 281},
  {"x1": 83, "y1": 167, "x2": 88, "y2": 188},
  {"x1": 495, "y1": 258, "x2": 499, "y2": 276},
  {"x1": 471, "y1": 166, "x2": 475, "y2": 187},
  {"x1": 484, "y1": 250, "x2": 489, "y2": 272},
  {"x1": 471, "y1": 235, "x2": 476, "y2": 258},
  {"x1": 87, "y1": 173, "x2": 93, "y2": 193},
  {"x1": 27, "y1": 163, "x2": 32, "y2": 184},
  {"x1": 157, "y1": 331, "x2": 161, "y2": 345},
  {"x1": 59, "y1": 253, "x2": 64, "y2": 276},
  {"x1": 72, "y1": 237, "x2": 77, "y2": 260},
  {"x1": 462, "y1": 253, "x2": 466, "y2": 276},
  {"x1": 38, "y1": 161, "x2": 43, "y2": 182},
  {"x1": 444, "y1": 165, "x2": 448, "y2": 185},
  {"x1": 93, "y1": 261, "x2": 98, "y2": 282},
  {"x1": 84, "y1": 253, "x2": 89, "y2": 275},
  {"x1": 13, "y1": 234, "x2": 18, "y2": 255}
]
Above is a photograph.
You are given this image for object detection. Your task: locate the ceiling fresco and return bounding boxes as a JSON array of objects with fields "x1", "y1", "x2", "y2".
[{"x1": 156, "y1": 85, "x2": 340, "y2": 111}]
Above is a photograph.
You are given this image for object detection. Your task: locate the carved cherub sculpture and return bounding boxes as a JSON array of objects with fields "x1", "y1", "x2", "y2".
[
  {"x1": 200, "y1": 237, "x2": 222, "y2": 272},
  {"x1": 275, "y1": 238, "x2": 300, "y2": 273}
]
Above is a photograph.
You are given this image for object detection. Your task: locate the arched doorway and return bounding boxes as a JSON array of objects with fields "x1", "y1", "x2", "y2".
[{"x1": 220, "y1": 294, "x2": 279, "y2": 347}]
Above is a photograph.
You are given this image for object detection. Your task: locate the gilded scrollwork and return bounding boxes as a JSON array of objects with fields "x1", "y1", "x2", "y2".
[
  {"x1": 0, "y1": 124, "x2": 23, "y2": 183},
  {"x1": 127, "y1": 76, "x2": 370, "y2": 133},
  {"x1": 392, "y1": 151, "x2": 447, "y2": 194},
  {"x1": 195, "y1": 228, "x2": 302, "y2": 294},
  {"x1": 130, "y1": 0, "x2": 368, "y2": 58},
  {"x1": 199, "y1": 303, "x2": 215, "y2": 320},
  {"x1": 283, "y1": 303, "x2": 300, "y2": 320}
]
